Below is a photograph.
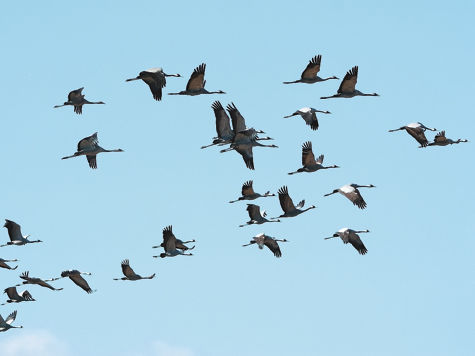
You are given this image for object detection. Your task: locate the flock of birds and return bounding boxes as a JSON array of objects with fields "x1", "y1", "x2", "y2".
[{"x1": 0, "y1": 55, "x2": 468, "y2": 332}]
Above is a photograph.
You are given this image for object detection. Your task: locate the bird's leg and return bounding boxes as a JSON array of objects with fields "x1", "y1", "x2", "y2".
[
  {"x1": 323, "y1": 191, "x2": 337, "y2": 196},
  {"x1": 229, "y1": 198, "x2": 240, "y2": 203},
  {"x1": 282, "y1": 80, "x2": 301, "y2": 84},
  {"x1": 220, "y1": 147, "x2": 234, "y2": 153},
  {"x1": 80, "y1": 272, "x2": 92, "y2": 275},
  {"x1": 256, "y1": 137, "x2": 273, "y2": 141},
  {"x1": 61, "y1": 153, "x2": 78, "y2": 160},
  {"x1": 201, "y1": 142, "x2": 219, "y2": 149}
]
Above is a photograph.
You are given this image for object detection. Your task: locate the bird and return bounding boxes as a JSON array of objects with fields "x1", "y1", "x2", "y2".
[
  {"x1": 2, "y1": 287, "x2": 35, "y2": 305},
  {"x1": 320, "y1": 66, "x2": 379, "y2": 99},
  {"x1": 325, "y1": 228, "x2": 370, "y2": 255},
  {"x1": 324, "y1": 184, "x2": 375, "y2": 209},
  {"x1": 168, "y1": 63, "x2": 225, "y2": 96},
  {"x1": 226, "y1": 103, "x2": 268, "y2": 137},
  {"x1": 274, "y1": 186, "x2": 316, "y2": 218},
  {"x1": 0, "y1": 258, "x2": 18, "y2": 270},
  {"x1": 0, "y1": 311, "x2": 22, "y2": 332},
  {"x1": 53, "y1": 87, "x2": 105, "y2": 114},
  {"x1": 242, "y1": 233, "x2": 288, "y2": 258},
  {"x1": 388, "y1": 122, "x2": 437, "y2": 147},
  {"x1": 61, "y1": 132, "x2": 124, "y2": 169},
  {"x1": 283, "y1": 55, "x2": 338, "y2": 84},
  {"x1": 229, "y1": 180, "x2": 275, "y2": 203},
  {"x1": 126, "y1": 67, "x2": 181, "y2": 101},
  {"x1": 60, "y1": 270, "x2": 95, "y2": 294},
  {"x1": 15, "y1": 271, "x2": 63, "y2": 291},
  {"x1": 220, "y1": 129, "x2": 278, "y2": 170},
  {"x1": 201, "y1": 101, "x2": 235, "y2": 148},
  {"x1": 1, "y1": 220, "x2": 42, "y2": 247},
  {"x1": 288, "y1": 141, "x2": 339, "y2": 175},
  {"x1": 283, "y1": 107, "x2": 331, "y2": 131},
  {"x1": 114, "y1": 259, "x2": 155, "y2": 281},
  {"x1": 153, "y1": 226, "x2": 194, "y2": 258},
  {"x1": 239, "y1": 204, "x2": 280, "y2": 227},
  {"x1": 425, "y1": 130, "x2": 468, "y2": 147}
]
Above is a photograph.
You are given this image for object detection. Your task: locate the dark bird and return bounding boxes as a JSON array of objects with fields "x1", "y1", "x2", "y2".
[
  {"x1": 1, "y1": 220, "x2": 42, "y2": 247},
  {"x1": 283, "y1": 107, "x2": 331, "y2": 131},
  {"x1": 288, "y1": 141, "x2": 339, "y2": 175},
  {"x1": 114, "y1": 259, "x2": 155, "y2": 281},
  {"x1": 201, "y1": 101, "x2": 235, "y2": 148},
  {"x1": 0, "y1": 311, "x2": 22, "y2": 332},
  {"x1": 425, "y1": 130, "x2": 468, "y2": 147},
  {"x1": 169, "y1": 63, "x2": 225, "y2": 96},
  {"x1": 153, "y1": 226, "x2": 194, "y2": 258},
  {"x1": 274, "y1": 186, "x2": 316, "y2": 218},
  {"x1": 15, "y1": 271, "x2": 62, "y2": 291},
  {"x1": 61, "y1": 132, "x2": 124, "y2": 169},
  {"x1": 126, "y1": 67, "x2": 181, "y2": 101},
  {"x1": 53, "y1": 87, "x2": 105, "y2": 114},
  {"x1": 324, "y1": 184, "x2": 375, "y2": 209},
  {"x1": 0, "y1": 258, "x2": 18, "y2": 270},
  {"x1": 325, "y1": 228, "x2": 370, "y2": 255},
  {"x1": 242, "y1": 233, "x2": 288, "y2": 258},
  {"x1": 239, "y1": 204, "x2": 280, "y2": 227},
  {"x1": 229, "y1": 180, "x2": 275, "y2": 203},
  {"x1": 2, "y1": 287, "x2": 35, "y2": 305},
  {"x1": 321, "y1": 66, "x2": 379, "y2": 99},
  {"x1": 388, "y1": 122, "x2": 437, "y2": 147},
  {"x1": 60, "y1": 270, "x2": 95, "y2": 294},
  {"x1": 283, "y1": 55, "x2": 338, "y2": 84}
]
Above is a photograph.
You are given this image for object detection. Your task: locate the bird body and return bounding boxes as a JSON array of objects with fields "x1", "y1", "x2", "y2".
[
  {"x1": 114, "y1": 260, "x2": 155, "y2": 281},
  {"x1": 284, "y1": 107, "x2": 331, "y2": 131},
  {"x1": 242, "y1": 233, "x2": 288, "y2": 258},
  {"x1": 325, "y1": 228, "x2": 369, "y2": 255},
  {"x1": 1, "y1": 220, "x2": 41, "y2": 247},
  {"x1": 61, "y1": 132, "x2": 124, "y2": 169},
  {"x1": 0, "y1": 258, "x2": 18, "y2": 270},
  {"x1": 288, "y1": 141, "x2": 339, "y2": 175},
  {"x1": 239, "y1": 204, "x2": 280, "y2": 227},
  {"x1": 324, "y1": 184, "x2": 375, "y2": 209},
  {"x1": 2, "y1": 287, "x2": 35, "y2": 304},
  {"x1": 283, "y1": 55, "x2": 338, "y2": 84},
  {"x1": 153, "y1": 226, "x2": 194, "y2": 258},
  {"x1": 126, "y1": 67, "x2": 181, "y2": 101},
  {"x1": 275, "y1": 186, "x2": 316, "y2": 218},
  {"x1": 426, "y1": 131, "x2": 468, "y2": 147},
  {"x1": 169, "y1": 63, "x2": 225, "y2": 96},
  {"x1": 60, "y1": 270, "x2": 95, "y2": 294},
  {"x1": 229, "y1": 180, "x2": 275, "y2": 203},
  {"x1": 388, "y1": 122, "x2": 437, "y2": 147},
  {"x1": 320, "y1": 66, "x2": 378, "y2": 99},
  {"x1": 53, "y1": 87, "x2": 105, "y2": 114},
  {"x1": 0, "y1": 311, "x2": 22, "y2": 332}
]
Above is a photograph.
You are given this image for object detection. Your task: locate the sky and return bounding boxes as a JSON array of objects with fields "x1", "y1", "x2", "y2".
[{"x1": 0, "y1": 1, "x2": 474, "y2": 355}]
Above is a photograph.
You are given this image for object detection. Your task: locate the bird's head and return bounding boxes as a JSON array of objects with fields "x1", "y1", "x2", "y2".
[
  {"x1": 310, "y1": 205, "x2": 316, "y2": 209},
  {"x1": 372, "y1": 93, "x2": 380, "y2": 96},
  {"x1": 282, "y1": 239, "x2": 289, "y2": 242},
  {"x1": 369, "y1": 184, "x2": 376, "y2": 188},
  {"x1": 333, "y1": 233, "x2": 339, "y2": 238},
  {"x1": 97, "y1": 101, "x2": 105, "y2": 104},
  {"x1": 217, "y1": 90, "x2": 226, "y2": 94},
  {"x1": 117, "y1": 149, "x2": 124, "y2": 152},
  {"x1": 324, "y1": 189, "x2": 338, "y2": 196}
]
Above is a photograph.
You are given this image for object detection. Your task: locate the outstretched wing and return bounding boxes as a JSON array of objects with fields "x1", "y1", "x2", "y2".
[
  {"x1": 20, "y1": 290, "x2": 35, "y2": 301},
  {"x1": 68, "y1": 87, "x2": 84, "y2": 102},
  {"x1": 347, "y1": 231, "x2": 368, "y2": 255},
  {"x1": 226, "y1": 103, "x2": 247, "y2": 134},
  {"x1": 345, "y1": 188, "x2": 367, "y2": 209},
  {"x1": 301, "y1": 55, "x2": 321, "y2": 79},
  {"x1": 4, "y1": 287, "x2": 20, "y2": 300},
  {"x1": 264, "y1": 237, "x2": 282, "y2": 258},
  {"x1": 434, "y1": 130, "x2": 446, "y2": 143},
  {"x1": 406, "y1": 127, "x2": 429, "y2": 147},
  {"x1": 212, "y1": 101, "x2": 233, "y2": 139},
  {"x1": 162, "y1": 225, "x2": 177, "y2": 252},
  {"x1": 186, "y1": 63, "x2": 206, "y2": 91},
  {"x1": 278, "y1": 186, "x2": 296, "y2": 213},
  {"x1": 121, "y1": 259, "x2": 138, "y2": 279},
  {"x1": 86, "y1": 155, "x2": 97, "y2": 169},
  {"x1": 78, "y1": 132, "x2": 99, "y2": 151},
  {"x1": 246, "y1": 204, "x2": 262, "y2": 220},
  {"x1": 5, "y1": 310, "x2": 17, "y2": 325},
  {"x1": 301, "y1": 141, "x2": 316, "y2": 166},
  {"x1": 66, "y1": 272, "x2": 93, "y2": 293},
  {"x1": 235, "y1": 145, "x2": 254, "y2": 170},
  {"x1": 141, "y1": 71, "x2": 166, "y2": 101},
  {"x1": 242, "y1": 180, "x2": 255, "y2": 197},
  {"x1": 338, "y1": 66, "x2": 358, "y2": 94},
  {"x1": 4, "y1": 219, "x2": 23, "y2": 242}
]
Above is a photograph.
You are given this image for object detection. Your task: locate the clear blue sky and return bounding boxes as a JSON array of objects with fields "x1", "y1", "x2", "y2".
[{"x1": 1, "y1": 1, "x2": 474, "y2": 355}]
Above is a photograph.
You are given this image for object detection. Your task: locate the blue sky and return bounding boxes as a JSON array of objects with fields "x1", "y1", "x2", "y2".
[{"x1": 1, "y1": 1, "x2": 474, "y2": 355}]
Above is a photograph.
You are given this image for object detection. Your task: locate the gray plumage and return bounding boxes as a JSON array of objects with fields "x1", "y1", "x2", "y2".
[
  {"x1": 325, "y1": 228, "x2": 370, "y2": 255},
  {"x1": 239, "y1": 204, "x2": 280, "y2": 227},
  {"x1": 389, "y1": 122, "x2": 437, "y2": 147},
  {"x1": 61, "y1": 270, "x2": 95, "y2": 294},
  {"x1": 126, "y1": 67, "x2": 181, "y2": 101},
  {"x1": 168, "y1": 63, "x2": 225, "y2": 96},
  {"x1": 274, "y1": 186, "x2": 316, "y2": 218},
  {"x1": 321, "y1": 66, "x2": 379, "y2": 99},
  {"x1": 114, "y1": 259, "x2": 155, "y2": 281},
  {"x1": 242, "y1": 233, "x2": 288, "y2": 258},
  {"x1": 324, "y1": 184, "x2": 375, "y2": 209},
  {"x1": 283, "y1": 55, "x2": 338, "y2": 84},
  {"x1": 0, "y1": 310, "x2": 23, "y2": 332},
  {"x1": 53, "y1": 87, "x2": 105, "y2": 114},
  {"x1": 1, "y1": 219, "x2": 42, "y2": 247},
  {"x1": 288, "y1": 141, "x2": 339, "y2": 175},
  {"x1": 229, "y1": 180, "x2": 275, "y2": 203}
]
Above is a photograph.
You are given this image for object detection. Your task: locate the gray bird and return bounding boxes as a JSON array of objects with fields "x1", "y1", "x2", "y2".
[
  {"x1": 0, "y1": 258, "x2": 18, "y2": 270},
  {"x1": 242, "y1": 233, "x2": 288, "y2": 258},
  {"x1": 1, "y1": 220, "x2": 42, "y2": 247},
  {"x1": 0, "y1": 311, "x2": 22, "y2": 332},
  {"x1": 53, "y1": 87, "x2": 105, "y2": 114},
  {"x1": 114, "y1": 260, "x2": 155, "y2": 281},
  {"x1": 2, "y1": 287, "x2": 35, "y2": 305},
  {"x1": 424, "y1": 130, "x2": 468, "y2": 148},
  {"x1": 321, "y1": 66, "x2": 379, "y2": 99},
  {"x1": 274, "y1": 186, "x2": 316, "y2": 218},
  {"x1": 283, "y1": 107, "x2": 331, "y2": 131},
  {"x1": 229, "y1": 180, "x2": 275, "y2": 203},
  {"x1": 15, "y1": 271, "x2": 62, "y2": 291},
  {"x1": 283, "y1": 55, "x2": 338, "y2": 84},
  {"x1": 153, "y1": 226, "x2": 194, "y2": 258},
  {"x1": 324, "y1": 184, "x2": 375, "y2": 209},
  {"x1": 169, "y1": 63, "x2": 225, "y2": 96},
  {"x1": 126, "y1": 67, "x2": 181, "y2": 101},
  {"x1": 388, "y1": 122, "x2": 437, "y2": 147},
  {"x1": 239, "y1": 204, "x2": 280, "y2": 227},
  {"x1": 60, "y1": 270, "x2": 95, "y2": 294},
  {"x1": 325, "y1": 228, "x2": 370, "y2": 255},
  {"x1": 288, "y1": 141, "x2": 339, "y2": 175}
]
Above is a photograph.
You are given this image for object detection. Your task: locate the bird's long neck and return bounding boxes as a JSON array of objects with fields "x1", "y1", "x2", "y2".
[
  {"x1": 103, "y1": 149, "x2": 123, "y2": 153},
  {"x1": 181, "y1": 240, "x2": 195, "y2": 244},
  {"x1": 322, "y1": 165, "x2": 339, "y2": 169},
  {"x1": 301, "y1": 206, "x2": 315, "y2": 212}
]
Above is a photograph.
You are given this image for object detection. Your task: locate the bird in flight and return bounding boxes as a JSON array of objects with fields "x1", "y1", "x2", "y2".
[
  {"x1": 60, "y1": 270, "x2": 95, "y2": 294},
  {"x1": 388, "y1": 122, "x2": 437, "y2": 147},
  {"x1": 53, "y1": 87, "x2": 105, "y2": 114},
  {"x1": 169, "y1": 63, "x2": 225, "y2": 96},
  {"x1": 242, "y1": 233, "x2": 288, "y2": 258},
  {"x1": 1, "y1": 220, "x2": 42, "y2": 247},
  {"x1": 321, "y1": 66, "x2": 379, "y2": 99},
  {"x1": 126, "y1": 67, "x2": 181, "y2": 101},
  {"x1": 325, "y1": 228, "x2": 370, "y2": 255},
  {"x1": 324, "y1": 184, "x2": 375, "y2": 209},
  {"x1": 283, "y1": 55, "x2": 338, "y2": 84},
  {"x1": 114, "y1": 259, "x2": 155, "y2": 281}
]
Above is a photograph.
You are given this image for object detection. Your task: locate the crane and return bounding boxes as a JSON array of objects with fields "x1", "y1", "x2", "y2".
[
  {"x1": 388, "y1": 122, "x2": 437, "y2": 147},
  {"x1": 242, "y1": 233, "x2": 288, "y2": 258},
  {"x1": 126, "y1": 67, "x2": 181, "y2": 101},
  {"x1": 114, "y1": 259, "x2": 155, "y2": 281},
  {"x1": 60, "y1": 270, "x2": 95, "y2": 294},
  {"x1": 284, "y1": 107, "x2": 331, "y2": 131},
  {"x1": 168, "y1": 63, "x2": 225, "y2": 96},
  {"x1": 53, "y1": 87, "x2": 105, "y2": 114},
  {"x1": 283, "y1": 55, "x2": 338, "y2": 84},
  {"x1": 288, "y1": 141, "x2": 339, "y2": 175},
  {"x1": 274, "y1": 186, "x2": 316, "y2": 218},
  {"x1": 324, "y1": 184, "x2": 375, "y2": 209},
  {"x1": 153, "y1": 226, "x2": 194, "y2": 258},
  {"x1": 1, "y1": 220, "x2": 42, "y2": 247},
  {"x1": 321, "y1": 66, "x2": 379, "y2": 99},
  {"x1": 0, "y1": 258, "x2": 18, "y2": 270},
  {"x1": 61, "y1": 132, "x2": 124, "y2": 169},
  {"x1": 2, "y1": 287, "x2": 35, "y2": 305},
  {"x1": 325, "y1": 228, "x2": 370, "y2": 255},
  {"x1": 15, "y1": 271, "x2": 62, "y2": 291},
  {"x1": 425, "y1": 130, "x2": 468, "y2": 147},
  {"x1": 229, "y1": 180, "x2": 275, "y2": 203},
  {"x1": 0, "y1": 311, "x2": 22, "y2": 332},
  {"x1": 239, "y1": 204, "x2": 280, "y2": 227}
]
